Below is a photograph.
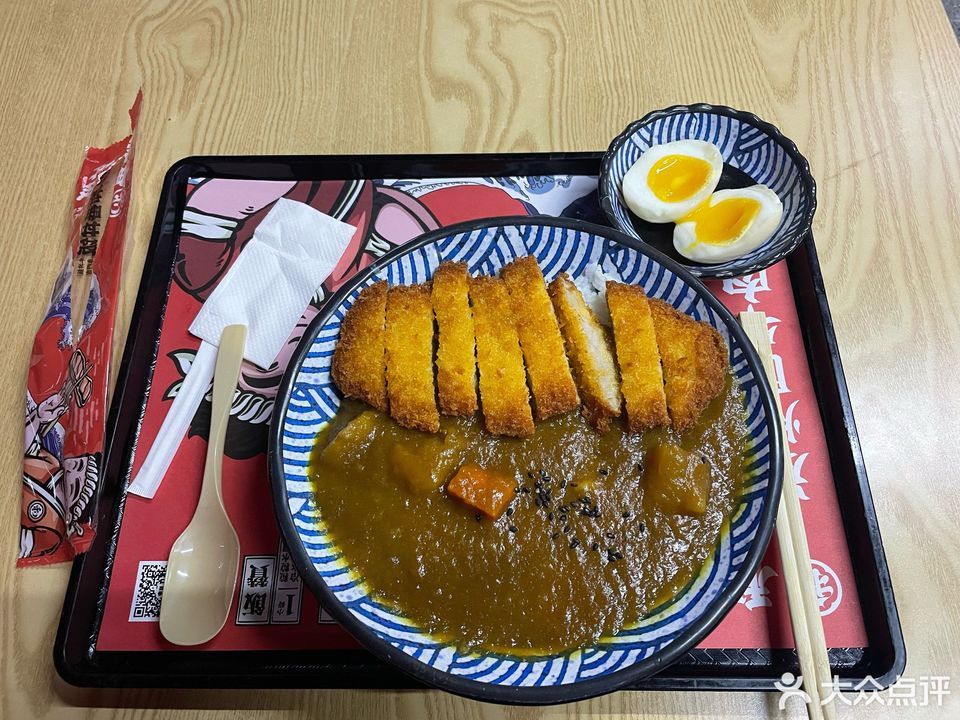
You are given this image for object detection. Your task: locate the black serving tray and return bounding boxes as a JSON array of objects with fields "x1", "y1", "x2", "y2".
[{"x1": 54, "y1": 152, "x2": 904, "y2": 692}]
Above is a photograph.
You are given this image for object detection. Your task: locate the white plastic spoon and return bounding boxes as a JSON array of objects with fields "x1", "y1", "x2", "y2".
[{"x1": 159, "y1": 324, "x2": 246, "y2": 646}]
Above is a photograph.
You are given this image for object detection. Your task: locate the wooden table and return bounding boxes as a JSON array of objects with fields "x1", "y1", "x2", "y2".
[{"x1": 2, "y1": 1, "x2": 958, "y2": 717}]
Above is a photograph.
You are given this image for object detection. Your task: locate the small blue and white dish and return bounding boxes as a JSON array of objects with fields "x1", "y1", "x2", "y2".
[
  {"x1": 599, "y1": 103, "x2": 817, "y2": 279},
  {"x1": 269, "y1": 216, "x2": 783, "y2": 705}
]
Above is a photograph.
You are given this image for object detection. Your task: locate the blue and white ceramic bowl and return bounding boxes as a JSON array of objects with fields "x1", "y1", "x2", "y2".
[
  {"x1": 599, "y1": 104, "x2": 817, "y2": 279},
  {"x1": 269, "y1": 217, "x2": 783, "y2": 704}
]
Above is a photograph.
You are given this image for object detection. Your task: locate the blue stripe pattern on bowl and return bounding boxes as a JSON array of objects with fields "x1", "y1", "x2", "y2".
[
  {"x1": 599, "y1": 104, "x2": 816, "y2": 279},
  {"x1": 279, "y1": 221, "x2": 775, "y2": 689}
]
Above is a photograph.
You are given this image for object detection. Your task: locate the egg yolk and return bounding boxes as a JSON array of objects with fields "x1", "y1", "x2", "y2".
[
  {"x1": 647, "y1": 154, "x2": 713, "y2": 202},
  {"x1": 681, "y1": 196, "x2": 762, "y2": 245}
]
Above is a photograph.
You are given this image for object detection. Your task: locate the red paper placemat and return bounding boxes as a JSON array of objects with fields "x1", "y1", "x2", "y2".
[{"x1": 97, "y1": 176, "x2": 866, "y2": 652}]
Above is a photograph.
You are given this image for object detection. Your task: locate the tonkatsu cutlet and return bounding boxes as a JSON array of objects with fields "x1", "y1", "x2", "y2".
[
  {"x1": 606, "y1": 281, "x2": 669, "y2": 432},
  {"x1": 548, "y1": 274, "x2": 621, "y2": 431},
  {"x1": 501, "y1": 257, "x2": 579, "y2": 420},
  {"x1": 648, "y1": 298, "x2": 727, "y2": 432},
  {"x1": 468, "y1": 276, "x2": 535, "y2": 437},
  {"x1": 331, "y1": 281, "x2": 387, "y2": 412},
  {"x1": 432, "y1": 262, "x2": 477, "y2": 416},
  {"x1": 385, "y1": 284, "x2": 440, "y2": 433}
]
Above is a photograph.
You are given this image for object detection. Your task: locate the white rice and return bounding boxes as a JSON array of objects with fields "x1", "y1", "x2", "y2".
[{"x1": 572, "y1": 264, "x2": 618, "y2": 326}]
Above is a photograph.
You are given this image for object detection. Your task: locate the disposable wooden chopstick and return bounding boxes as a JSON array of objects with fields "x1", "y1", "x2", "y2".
[{"x1": 740, "y1": 311, "x2": 837, "y2": 720}]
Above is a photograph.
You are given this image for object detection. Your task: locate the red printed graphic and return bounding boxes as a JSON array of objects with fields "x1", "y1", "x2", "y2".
[
  {"x1": 20, "y1": 92, "x2": 142, "y2": 566},
  {"x1": 96, "y1": 176, "x2": 867, "y2": 653}
]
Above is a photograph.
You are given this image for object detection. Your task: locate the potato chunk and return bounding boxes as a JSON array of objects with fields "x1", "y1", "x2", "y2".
[
  {"x1": 644, "y1": 444, "x2": 712, "y2": 515},
  {"x1": 320, "y1": 411, "x2": 379, "y2": 467},
  {"x1": 390, "y1": 441, "x2": 444, "y2": 495},
  {"x1": 388, "y1": 425, "x2": 470, "y2": 496}
]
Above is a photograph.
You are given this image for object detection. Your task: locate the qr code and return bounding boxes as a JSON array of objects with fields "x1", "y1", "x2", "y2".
[{"x1": 129, "y1": 560, "x2": 167, "y2": 622}]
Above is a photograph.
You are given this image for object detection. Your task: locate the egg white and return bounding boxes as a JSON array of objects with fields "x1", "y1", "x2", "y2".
[
  {"x1": 621, "y1": 140, "x2": 723, "y2": 223},
  {"x1": 673, "y1": 185, "x2": 784, "y2": 264}
]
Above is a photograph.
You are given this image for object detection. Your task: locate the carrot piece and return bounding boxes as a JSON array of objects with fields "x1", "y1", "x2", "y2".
[{"x1": 446, "y1": 463, "x2": 516, "y2": 519}]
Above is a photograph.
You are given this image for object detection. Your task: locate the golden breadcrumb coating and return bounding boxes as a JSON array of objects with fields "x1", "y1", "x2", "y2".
[
  {"x1": 501, "y1": 257, "x2": 579, "y2": 420},
  {"x1": 606, "y1": 281, "x2": 670, "y2": 432},
  {"x1": 331, "y1": 281, "x2": 388, "y2": 412},
  {"x1": 648, "y1": 298, "x2": 726, "y2": 432},
  {"x1": 385, "y1": 284, "x2": 440, "y2": 433},
  {"x1": 548, "y1": 273, "x2": 621, "y2": 431},
  {"x1": 432, "y1": 262, "x2": 478, "y2": 416},
  {"x1": 468, "y1": 276, "x2": 535, "y2": 437}
]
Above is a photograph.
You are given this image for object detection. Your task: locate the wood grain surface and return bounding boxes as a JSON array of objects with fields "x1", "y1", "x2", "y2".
[{"x1": 1, "y1": 1, "x2": 958, "y2": 718}]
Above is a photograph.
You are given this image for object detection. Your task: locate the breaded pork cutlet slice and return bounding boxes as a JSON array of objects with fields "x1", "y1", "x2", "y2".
[
  {"x1": 501, "y1": 257, "x2": 579, "y2": 420},
  {"x1": 432, "y1": 262, "x2": 477, "y2": 416},
  {"x1": 468, "y1": 276, "x2": 534, "y2": 437},
  {"x1": 548, "y1": 274, "x2": 621, "y2": 431},
  {"x1": 385, "y1": 284, "x2": 440, "y2": 433},
  {"x1": 606, "y1": 282, "x2": 670, "y2": 432},
  {"x1": 331, "y1": 281, "x2": 387, "y2": 411},
  {"x1": 648, "y1": 298, "x2": 727, "y2": 432}
]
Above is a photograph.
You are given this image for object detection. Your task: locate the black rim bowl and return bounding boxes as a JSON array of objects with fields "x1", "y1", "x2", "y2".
[
  {"x1": 268, "y1": 215, "x2": 784, "y2": 705},
  {"x1": 598, "y1": 103, "x2": 818, "y2": 279}
]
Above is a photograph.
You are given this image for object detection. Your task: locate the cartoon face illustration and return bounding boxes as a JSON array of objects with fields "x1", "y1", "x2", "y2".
[
  {"x1": 22, "y1": 356, "x2": 98, "y2": 561},
  {"x1": 166, "y1": 176, "x2": 595, "y2": 458}
]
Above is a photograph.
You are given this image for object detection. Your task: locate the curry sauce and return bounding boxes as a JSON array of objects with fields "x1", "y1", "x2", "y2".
[{"x1": 309, "y1": 376, "x2": 746, "y2": 654}]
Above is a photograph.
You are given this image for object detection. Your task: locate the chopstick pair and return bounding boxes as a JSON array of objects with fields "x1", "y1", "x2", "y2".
[{"x1": 740, "y1": 312, "x2": 838, "y2": 720}]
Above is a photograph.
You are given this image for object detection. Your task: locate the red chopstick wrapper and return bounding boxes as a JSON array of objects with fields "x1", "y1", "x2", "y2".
[{"x1": 19, "y1": 92, "x2": 142, "y2": 567}]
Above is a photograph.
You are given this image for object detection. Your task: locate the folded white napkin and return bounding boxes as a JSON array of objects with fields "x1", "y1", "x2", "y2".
[{"x1": 127, "y1": 199, "x2": 354, "y2": 499}]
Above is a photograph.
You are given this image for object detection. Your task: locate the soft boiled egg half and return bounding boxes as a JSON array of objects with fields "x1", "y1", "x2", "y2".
[
  {"x1": 621, "y1": 140, "x2": 723, "y2": 223},
  {"x1": 673, "y1": 185, "x2": 784, "y2": 264}
]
